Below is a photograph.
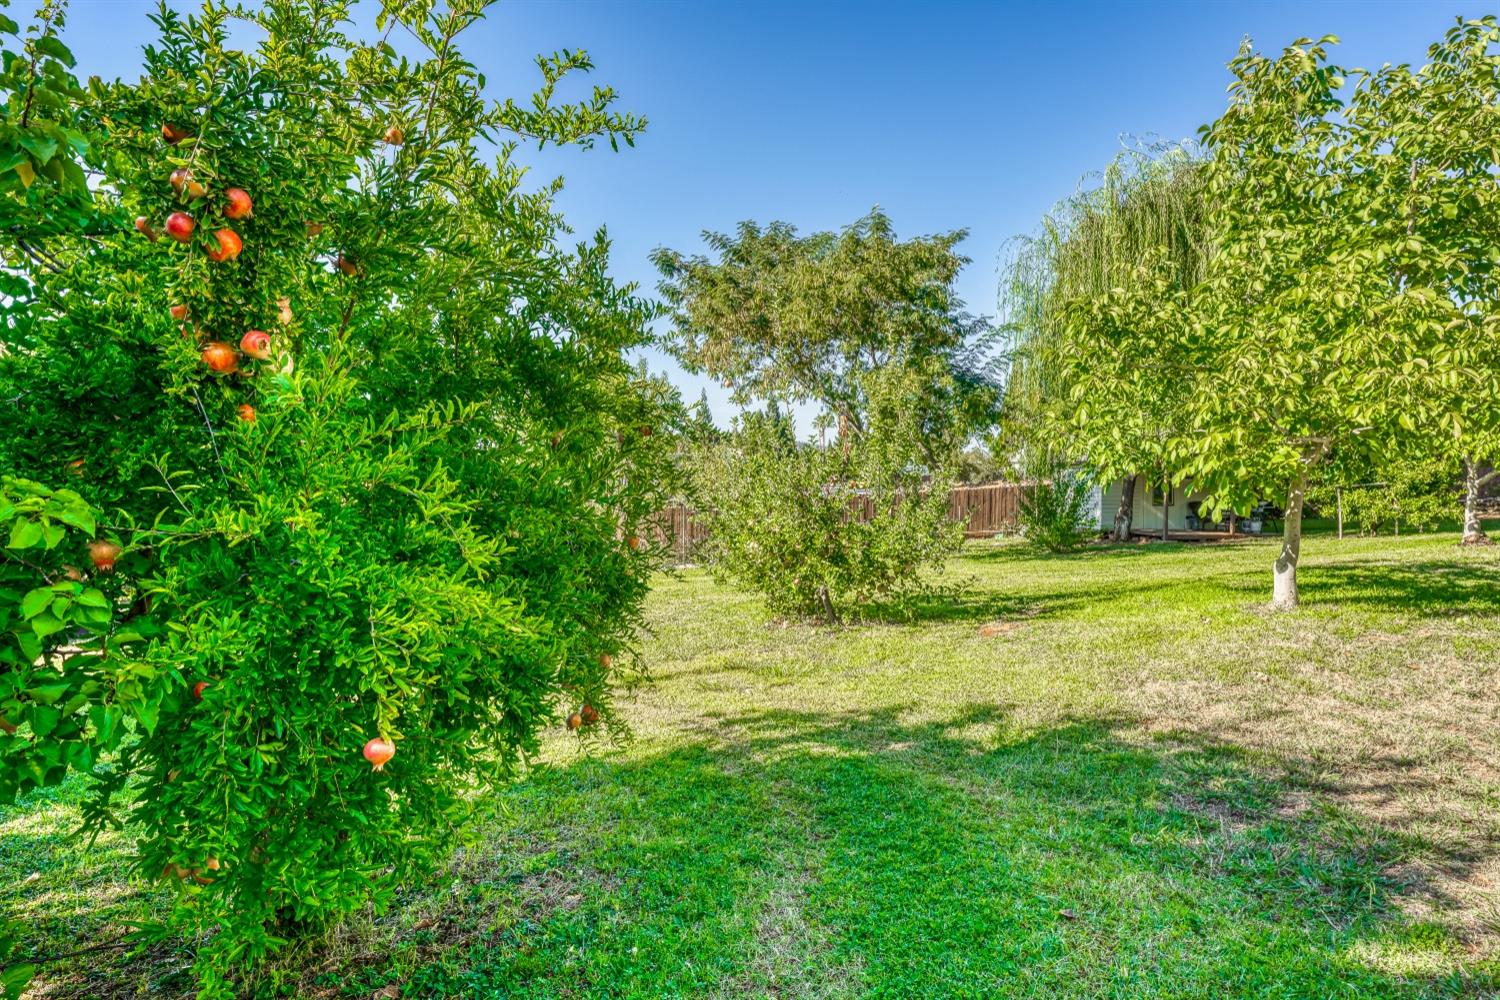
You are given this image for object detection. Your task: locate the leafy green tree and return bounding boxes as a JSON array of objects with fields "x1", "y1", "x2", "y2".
[
  {"x1": 0, "y1": 0, "x2": 676, "y2": 991},
  {"x1": 1344, "y1": 16, "x2": 1500, "y2": 545},
  {"x1": 1000, "y1": 147, "x2": 1209, "y2": 541},
  {"x1": 653, "y1": 209, "x2": 1001, "y2": 464},
  {"x1": 1181, "y1": 35, "x2": 1466, "y2": 607},
  {"x1": 692, "y1": 396, "x2": 959, "y2": 623}
]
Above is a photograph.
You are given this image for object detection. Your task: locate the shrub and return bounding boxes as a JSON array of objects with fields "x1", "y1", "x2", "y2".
[
  {"x1": 0, "y1": 2, "x2": 677, "y2": 992},
  {"x1": 1018, "y1": 471, "x2": 1095, "y2": 552},
  {"x1": 694, "y1": 409, "x2": 961, "y2": 623}
]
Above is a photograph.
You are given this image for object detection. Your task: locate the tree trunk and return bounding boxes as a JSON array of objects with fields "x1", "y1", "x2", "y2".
[
  {"x1": 1160, "y1": 481, "x2": 1170, "y2": 542},
  {"x1": 1112, "y1": 474, "x2": 1137, "y2": 542},
  {"x1": 1271, "y1": 471, "x2": 1307, "y2": 610},
  {"x1": 1462, "y1": 459, "x2": 1494, "y2": 546},
  {"x1": 818, "y1": 584, "x2": 839, "y2": 624}
]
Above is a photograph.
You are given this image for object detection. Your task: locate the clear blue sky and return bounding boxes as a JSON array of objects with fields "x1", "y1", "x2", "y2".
[{"x1": 64, "y1": 0, "x2": 1464, "y2": 427}]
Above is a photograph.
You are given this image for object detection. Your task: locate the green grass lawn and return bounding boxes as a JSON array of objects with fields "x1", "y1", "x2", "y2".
[{"x1": 7, "y1": 531, "x2": 1500, "y2": 998}]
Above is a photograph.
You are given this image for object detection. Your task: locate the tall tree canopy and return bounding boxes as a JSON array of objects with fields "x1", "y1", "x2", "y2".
[{"x1": 653, "y1": 209, "x2": 1001, "y2": 463}]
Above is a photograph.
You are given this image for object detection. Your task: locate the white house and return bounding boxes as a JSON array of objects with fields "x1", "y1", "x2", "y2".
[{"x1": 1086, "y1": 477, "x2": 1262, "y2": 536}]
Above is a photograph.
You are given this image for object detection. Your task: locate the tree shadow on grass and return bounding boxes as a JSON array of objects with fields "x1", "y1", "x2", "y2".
[
  {"x1": 315, "y1": 706, "x2": 1493, "y2": 999},
  {"x1": 1296, "y1": 559, "x2": 1500, "y2": 617}
]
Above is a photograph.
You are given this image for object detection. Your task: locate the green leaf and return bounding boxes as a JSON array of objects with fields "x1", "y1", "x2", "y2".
[
  {"x1": 19, "y1": 588, "x2": 51, "y2": 619},
  {"x1": 33, "y1": 35, "x2": 75, "y2": 68},
  {"x1": 6, "y1": 519, "x2": 42, "y2": 550}
]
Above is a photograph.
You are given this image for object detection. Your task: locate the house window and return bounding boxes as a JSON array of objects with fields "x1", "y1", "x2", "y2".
[{"x1": 1151, "y1": 484, "x2": 1170, "y2": 507}]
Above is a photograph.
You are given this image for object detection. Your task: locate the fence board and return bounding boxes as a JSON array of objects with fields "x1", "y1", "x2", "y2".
[{"x1": 650, "y1": 482, "x2": 1023, "y2": 563}]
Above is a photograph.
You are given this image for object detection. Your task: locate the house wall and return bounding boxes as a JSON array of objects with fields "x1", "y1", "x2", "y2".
[{"x1": 1129, "y1": 477, "x2": 1211, "y2": 533}]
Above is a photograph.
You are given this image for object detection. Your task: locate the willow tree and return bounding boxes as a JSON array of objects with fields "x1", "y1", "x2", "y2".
[{"x1": 998, "y1": 146, "x2": 1211, "y2": 540}]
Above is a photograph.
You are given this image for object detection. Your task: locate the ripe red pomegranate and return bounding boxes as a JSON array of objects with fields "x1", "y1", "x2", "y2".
[
  {"x1": 627, "y1": 535, "x2": 642, "y2": 551},
  {"x1": 566, "y1": 712, "x2": 583, "y2": 731},
  {"x1": 239, "y1": 329, "x2": 272, "y2": 360},
  {"x1": 580, "y1": 705, "x2": 600, "y2": 725},
  {"x1": 639, "y1": 426, "x2": 653, "y2": 438},
  {"x1": 336, "y1": 255, "x2": 358, "y2": 276},
  {"x1": 384, "y1": 125, "x2": 405, "y2": 146},
  {"x1": 170, "y1": 304, "x2": 188, "y2": 321},
  {"x1": 161, "y1": 123, "x2": 190, "y2": 144},
  {"x1": 363, "y1": 737, "x2": 396, "y2": 771},
  {"x1": 205, "y1": 228, "x2": 242, "y2": 262},
  {"x1": 305, "y1": 221, "x2": 324, "y2": 237},
  {"x1": 88, "y1": 539, "x2": 122, "y2": 572},
  {"x1": 223, "y1": 187, "x2": 252, "y2": 219},
  {"x1": 237, "y1": 404, "x2": 256, "y2": 423},
  {"x1": 165, "y1": 211, "x2": 195, "y2": 243},
  {"x1": 192, "y1": 681, "x2": 209, "y2": 702},
  {"x1": 65, "y1": 458, "x2": 84, "y2": 476},
  {"x1": 201, "y1": 341, "x2": 238, "y2": 374},
  {"x1": 134, "y1": 216, "x2": 157, "y2": 241}
]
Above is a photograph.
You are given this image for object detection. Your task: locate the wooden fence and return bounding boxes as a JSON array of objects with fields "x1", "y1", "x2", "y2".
[{"x1": 648, "y1": 482, "x2": 1024, "y2": 563}]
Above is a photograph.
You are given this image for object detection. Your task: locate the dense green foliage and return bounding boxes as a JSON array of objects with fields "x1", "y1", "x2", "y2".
[
  {"x1": 998, "y1": 145, "x2": 1209, "y2": 510},
  {"x1": 654, "y1": 209, "x2": 1001, "y2": 464},
  {"x1": 692, "y1": 403, "x2": 960, "y2": 623},
  {"x1": 1016, "y1": 473, "x2": 1094, "y2": 553},
  {"x1": 0, "y1": 0, "x2": 678, "y2": 991},
  {"x1": 1009, "y1": 18, "x2": 1500, "y2": 605}
]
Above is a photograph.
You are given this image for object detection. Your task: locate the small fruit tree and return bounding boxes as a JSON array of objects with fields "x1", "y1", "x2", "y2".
[
  {"x1": 655, "y1": 211, "x2": 996, "y2": 621},
  {"x1": 0, "y1": 0, "x2": 678, "y2": 991}
]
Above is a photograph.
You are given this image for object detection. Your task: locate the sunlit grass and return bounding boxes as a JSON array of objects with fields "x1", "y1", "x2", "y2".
[{"x1": 8, "y1": 530, "x2": 1500, "y2": 997}]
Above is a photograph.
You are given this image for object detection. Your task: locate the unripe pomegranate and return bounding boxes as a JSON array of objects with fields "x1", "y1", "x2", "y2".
[
  {"x1": 384, "y1": 125, "x2": 405, "y2": 146},
  {"x1": 205, "y1": 857, "x2": 221, "y2": 871},
  {"x1": 61, "y1": 564, "x2": 83, "y2": 582},
  {"x1": 639, "y1": 426, "x2": 653, "y2": 438},
  {"x1": 305, "y1": 221, "x2": 324, "y2": 238},
  {"x1": 201, "y1": 341, "x2": 238, "y2": 374},
  {"x1": 237, "y1": 404, "x2": 256, "y2": 423},
  {"x1": 598, "y1": 652, "x2": 614, "y2": 669},
  {"x1": 566, "y1": 712, "x2": 583, "y2": 731},
  {"x1": 169, "y1": 168, "x2": 204, "y2": 199},
  {"x1": 205, "y1": 228, "x2": 242, "y2": 262},
  {"x1": 134, "y1": 216, "x2": 157, "y2": 241},
  {"x1": 239, "y1": 329, "x2": 272, "y2": 360},
  {"x1": 161, "y1": 123, "x2": 190, "y2": 144},
  {"x1": 276, "y1": 297, "x2": 293, "y2": 325},
  {"x1": 223, "y1": 187, "x2": 252, "y2": 219},
  {"x1": 580, "y1": 704, "x2": 599, "y2": 725},
  {"x1": 170, "y1": 304, "x2": 188, "y2": 321},
  {"x1": 165, "y1": 211, "x2": 195, "y2": 243},
  {"x1": 0, "y1": 716, "x2": 16, "y2": 735},
  {"x1": 88, "y1": 539, "x2": 122, "y2": 572},
  {"x1": 550, "y1": 432, "x2": 563, "y2": 449},
  {"x1": 363, "y1": 737, "x2": 395, "y2": 771},
  {"x1": 627, "y1": 535, "x2": 642, "y2": 551}
]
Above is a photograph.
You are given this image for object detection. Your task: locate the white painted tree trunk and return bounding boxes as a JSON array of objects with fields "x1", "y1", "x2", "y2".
[
  {"x1": 1271, "y1": 472, "x2": 1306, "y2": 610},
  {"x1": 1461, "y1": 459, "x2": 1494, "y2": 546}
]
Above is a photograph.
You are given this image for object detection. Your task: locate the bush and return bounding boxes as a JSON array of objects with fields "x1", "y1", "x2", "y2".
[
  {"x1": 694, "y1": 410, "x2": 961, "y2": 622},
  {"x1": 0, "y1": 2, "x2": 677, "y2": 993},
  {"x1": 1018, "y1": 471, "x2": 1095, "y2": 552}
]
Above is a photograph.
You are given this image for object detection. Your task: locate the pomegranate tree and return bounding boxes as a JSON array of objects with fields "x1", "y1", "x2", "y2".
[{"x1": 0, "y1": 1, "x2": 680, "y2": 994}]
